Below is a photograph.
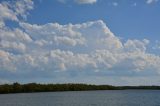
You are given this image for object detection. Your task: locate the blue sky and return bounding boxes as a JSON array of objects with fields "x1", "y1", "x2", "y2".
[
  {"x1": 0, "y1": 0, "x2": 160, "y2": 85},
  {"x1": 28, "y1": 1, "x2": 160, "y2": 37}
]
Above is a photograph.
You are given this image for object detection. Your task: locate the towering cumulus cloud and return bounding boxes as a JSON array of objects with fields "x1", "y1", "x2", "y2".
[{"x1": 1, "y1": 19, "x2": 160, "y2": 74}]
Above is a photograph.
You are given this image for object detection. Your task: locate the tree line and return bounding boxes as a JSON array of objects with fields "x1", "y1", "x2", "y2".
[{"x1": 0, "y1": 83, "x2": 160, "y2": 94}]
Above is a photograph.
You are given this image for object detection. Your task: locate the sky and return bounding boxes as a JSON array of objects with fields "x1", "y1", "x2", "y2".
[{"x1": 0, "y1": 0, "x2": 160, "y2": 85}]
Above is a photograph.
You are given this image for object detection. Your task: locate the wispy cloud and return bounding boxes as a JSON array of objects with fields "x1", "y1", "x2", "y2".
[
  {"x1": 133, "y1": 3, "x2": 137, "y2": 6},
  {"x1": 146, "y1": 0, "x2": 159, "y2": 4},
  {"x1": 152, "y1": 40, "x2": 160, "y2": 50},
  {"x1": 57, "y1": 0, "x2": 97, "y2": 4},
  {"x1": 75, "y1": 0, "x2": 97, "y2": 4},
  {"x1": 112, "y1": 2, "x2": 118, "y2": 6}
]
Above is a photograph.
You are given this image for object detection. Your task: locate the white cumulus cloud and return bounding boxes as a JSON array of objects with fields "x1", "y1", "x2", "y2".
[
  {"x1": 0, "y1": 0, "x2": 33, "y2": 28},
  {"x1": 0, "y1": 19, "x2": 159, "y2": 75}
]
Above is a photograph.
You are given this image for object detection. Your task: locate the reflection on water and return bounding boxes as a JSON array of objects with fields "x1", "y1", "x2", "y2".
[{"x1": 0, "y1": 90, "x2": 160, "y2": 106}]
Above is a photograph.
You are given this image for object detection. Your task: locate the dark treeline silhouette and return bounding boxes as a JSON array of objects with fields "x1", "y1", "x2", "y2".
[{"x1": 0, "y1": 83, "x2": 160, "y2": 94}]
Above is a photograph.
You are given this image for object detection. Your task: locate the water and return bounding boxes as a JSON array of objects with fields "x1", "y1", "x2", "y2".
[{"x1": 0, "y1": 90, "x2": 160, "y2": 106}]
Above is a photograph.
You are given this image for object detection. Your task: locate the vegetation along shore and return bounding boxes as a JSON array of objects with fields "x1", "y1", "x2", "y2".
[{"x1": 0, "y1": 83, "x2": 160, "y2": 94}]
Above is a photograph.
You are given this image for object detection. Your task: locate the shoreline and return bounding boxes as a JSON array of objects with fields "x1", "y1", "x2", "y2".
[{"x1": 0, "y1": 83, "x2": 160, "y2": 94}]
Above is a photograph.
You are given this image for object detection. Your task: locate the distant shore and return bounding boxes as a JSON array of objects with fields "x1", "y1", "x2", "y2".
[{"x1": 0, "y1": 83, "x2": 160, "y2": 94}]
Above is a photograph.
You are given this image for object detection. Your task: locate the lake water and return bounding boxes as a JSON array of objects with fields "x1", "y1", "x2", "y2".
[{"x1": 0, "y1": 90, "x2": 160, "y2": 106}]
